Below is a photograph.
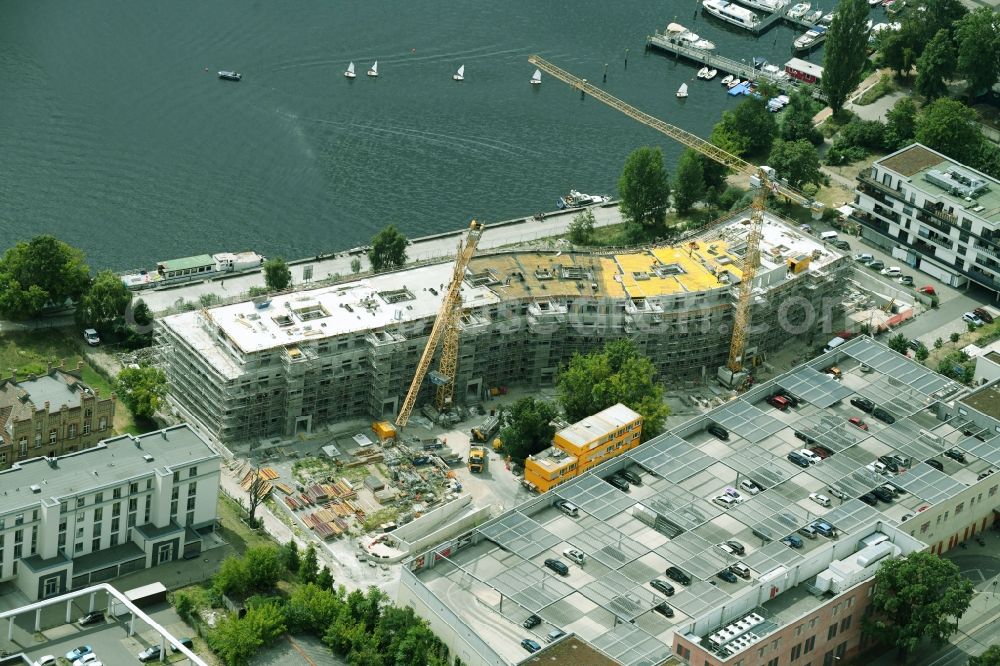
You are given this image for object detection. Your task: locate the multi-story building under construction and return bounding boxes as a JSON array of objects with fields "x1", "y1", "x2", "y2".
[{"x1": 156, "y1": 212, "x2": 850, "y2": 445}]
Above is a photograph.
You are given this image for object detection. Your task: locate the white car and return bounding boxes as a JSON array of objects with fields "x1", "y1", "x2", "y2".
[
  {"x1": 963, "y1": 312, "x2": 985, "y2": 327},
  {"x1": 35, "y1": 658, "x2": 57, "y2": 666},
  {"x1": 83, "y1": 328, "x2": 100, "y2": 346},
  {"x1": 563, "y1": 547, "x2": 586, "y2": 564},
  {"x1": 880, "y1": 266, "x2": 901, "y2": 277},
  {"x1": 73, "y1": 655, "x2": 101, "y2": 666},
  {"x1": 739, "y1": 479, "x2": 763, "y2": 495},
  {"x1": 713, "y1": 495, "x2": 738, "y2": 508},
  {"x1": 809, "y1": 492, "x2": 831, "y2": 507},
  {"x1": 797, "y1": 449, "x2": 822, "y2": 465}
]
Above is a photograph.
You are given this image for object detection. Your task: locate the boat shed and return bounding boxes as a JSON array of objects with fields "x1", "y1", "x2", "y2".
[
  {"x1": 157, "y1": 254, "x2": 216, "y2": 280},
  {"x1": 784, "y1": 57, "x2": 823, "y2": 84}
]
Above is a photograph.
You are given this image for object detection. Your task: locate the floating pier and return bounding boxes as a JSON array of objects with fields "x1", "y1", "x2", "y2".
[{"x1": 645, "y1": 32, "x2": 787, "y2": 87}]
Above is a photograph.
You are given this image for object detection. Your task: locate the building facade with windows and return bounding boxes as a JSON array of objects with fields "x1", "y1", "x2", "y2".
[
  {"x1": 524, "y1": 404, "x2": 642, "y2": 493},
  {"x1": 853, "y1": 143, "x2": 1000, "y2": 294},
  {"x1": 0, "y1": 364, "x2": 116, "y2": 470},
  {"x1": 0, "y1": 424, "x2": 220, "y2": 600}
]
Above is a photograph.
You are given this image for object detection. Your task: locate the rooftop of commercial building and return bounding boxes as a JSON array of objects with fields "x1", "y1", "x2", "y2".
[
  {"x1": 412, "y1": 338, "x2": 995, "y2": 665},
  {"x1": 557, "y1": 404, "x2": 641, "y2": 449},
  {"x1": 960, "y1": 382, "x2": 1000, "y2": 421},
  {"x1": 876, "y1": 144, "x2": 1000, "y2": 224},
  {"x1": 0, "y1": 425, "x2": 219, "y2": 513},
  {"x1": 0, "y1": 368, "x2": 96, "y2": 430}
]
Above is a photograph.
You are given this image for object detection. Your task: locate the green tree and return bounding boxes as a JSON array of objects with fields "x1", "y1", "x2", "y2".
[
  {"x1": 316, "y1": 566, "x2": 334, "y2": 590},
  {"x1": 213, "y1": 555, "x2": 249, "y2": 597},
  {"x1": 864, "y1": 552, "x2": 974, "y2": 658},
  {"x1": 350, "y1": 257, "x2": 363, "y2": 274},
  {"x1": 244, "y1": 546, "x2": 283, "y2": 593},
  {"x1": 878, "y1": 30, "x2": 917, "y2": 76},
  {"x1": 263, "y1": 257, "x2": 292, "y2": 291},
  {"x1": 731, "y1": 96, "x2": 778, "y2": 155},
  {"x1": 557, "y1": 339, "x2": 670, "y2": 439},
  {"x1": 915, "y1": 345, "x2": 929, "y2": 362},
  {"x1": 970, "y1": 645, "x2": 1000, "y2": 666},
  {"x1": 885, "y1": 98, "x2": 918, "y2": 150},
  {"x1": 368, "y1": 225, "x2": 408, "y2": 272},
  {"x1": 950, "y1": 331, "x2": 961, "y2": 343},
  {"x1": 568, "y1": 209, "x2": 596, "y2": 245},
  {"x1": 299, "y1": 544, "x2": 319, "y2": 584},
  {"x1": 916, "y1": 98, "x2": 983, "y2": 165},
  {"x1": 822, "y1": 0, "x2": 871, "y2": 113},
  {"x1": 280, "y1": 539, "x2": 300, "y2": 573},
  {"x1": 767, "y1": 139, "x2": 822, "y2": 189},
  {"x1": 674, "y1": 149, "x2": 706, "y2": 215},
  {"x1": 173, "y1": 591, "x2": 195, "y2": 621},
  {"x1": 780, "y1": 90, "x2": 823, "y2": 145},
  {"x1": 887, "y1": 332, "x2": 909, "y2": 354},
  {"x1": 934, "y1": 337, "x2": 943, "y2": 349},
  {"x1": 75, "y1": 269, "x2": 132, "y2": 338},
  {"x1": 132, "y1": 299, "x2": 152, "y2": 328},
  {"x1": 618, "y1": 147, "x2": 671, "y2": 239},
  {"x1": 956, "y1": 8, "x2": 1000, "y2": 97},
  {"x1": 207, "y1": 612, "x2": 261, "y2": 666},
  {"x1": 497, "y1": 396, "x2": 558, "y2": 464},
  {"x1": 915, "y1": 29, "x2": 957, "y2": 100},
  {"x1": 0, "y1": 235, "x2": 90, "y2": 320},
  {"x1": 243, "y1": 601, "x2": 287, "y2": 645},
  {"x1": 114, "y1": 366, "x2": 167, "y2": 419},
  {"x1": 285, "y1": 583, "x2": 341, "y2": 635}
]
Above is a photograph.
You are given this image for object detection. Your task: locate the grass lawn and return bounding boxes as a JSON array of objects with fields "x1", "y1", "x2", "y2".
[
  {"x1": 0, "y1": 329, "x2": 141, "y2": 434},
  {"x1": 216, "y1": 495, "x2": 279, "y2": 553}
]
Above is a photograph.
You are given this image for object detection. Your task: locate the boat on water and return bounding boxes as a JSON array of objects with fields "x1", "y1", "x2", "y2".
[
  {"x1": 119, "y1": 251, "x2": 265, "y2": 291},
  {"x1": 697, "y1": 67, "x2": 710, "y2": 79},
  {"x1": 218, "y1": 70, "x2": 241, "y2": 81},
  {"x1": 727, "y1": 78, "x2": 743, "y2": 89},
  {"x1": 721, "y1": 74, "x2": 734, "y2": 86},
  {"x1": 344, "y1": 62, "x2": 356, "y2": 79},
  {"x1": 761, "y1": 63, "x2": 790, "y2": 81},
  {"x1": 665, "y1": 23, "x2": 716, "y2": 50},
  {"x1": 557, "y1": 190, "x2": 611, "y2": 209},
  {"x1": 819, "y1": 12, "x2": 834, "y2": 23},
  {"x1": 794, "y1": 25, "x2": 827, "y2": 51},
  {"x1": 787, "y1": 2, "x2": 811, "y2": 18},
  {"x1": 453, "y1": 65, "x2": 465, "y2": 81},
  {"x1": 367, "y1": 61, "x2": 378, "y2": 77},
  {"x1": 868, "y1": 0, "x2": 880, "y2": 5},
  {"x1": 704, "y1": 68, "x2": 718, "y2": 80},
  {"x1": 677, "y1": 83, "x2": 689, "y2": 98},
  {"x1": 701, "y1": 0, "x2": 760, "y2": 30},
  {"x1": 732, "y1": 0, "x2": 788, "y2": 13},
  {"x1": 530, "y1": 68, "x2": 542, "y2": 85},
  {"x1": 802, "y1": 9, "x2": 823, "y2": 22}
]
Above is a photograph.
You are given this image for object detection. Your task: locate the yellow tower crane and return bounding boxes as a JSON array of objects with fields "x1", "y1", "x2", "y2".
[
  {"x1": 394, "y1": 221, "x2": 485, "y2": 429},
  {"x1": 528, "y1": 55, "x2": 816, "y2": 384}
]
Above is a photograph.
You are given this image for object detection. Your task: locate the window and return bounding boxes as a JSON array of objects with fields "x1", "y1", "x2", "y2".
[
  {"x1": 43, "y1": 576, "x2": 59, "y2": 597},
  {"x1": 48, "y1": 430, "x2": 56, "y2": 445},
  {"x1": 95, "y1": 492, "x2": 103, "y2": 504},
  {"x1": 13, "y1": 544, "x2": 22, "y2": 558},
  {"x1": 767, "y1": 658, "x2": 779, "y2": 666},
  {"x1": 83, "y1": 422, "x2": 90, "y2": 435},
  {"x1": 109, "y1": 533, "x2": 118, "y2": 547},
  {"x1": 112, "y1": 504, "x2": 121, "y2": 517},
  {"x1": 921, "y1": 522, "x2": 930, "y2": 534},
  {"x1": 809, "y1": 619, "x2": 817, "y2": 629},
  {"x1": 74, "y1": 542, "x2": 83, "y2": 553},
  {"x1": 956, "y1": 502, "x2": 964, "y2": 515},
  {"x1": 791, "y1": 644, "x2": 802, "y2": 661},
  {"x1": 187, "y1": 484, "x2": 197, "y2": 497},
  {"x1": 68, "y1": 424, "x2": 77, "y2": 439},
  {"x1": 98, "y1": 417, "x2": 107, "y2": 431},
  {"x1": 823, "y1": 651, "x2": 834, "y2": 666},
  {"x1": 990, "y1": 485, "x2": 998, "y2": 497},
  {"x1": 186, "y1": 497, "x2": 196, "y2": 511},
  {"x1": 85, "y1": 409, "x2": 92, "y2": 419},
  {"x1": 129, "y1": 482, "x2": 138, "y2": 494},
  {"x1": 189, "y1": 466, "x2": 198, "y2": 478},
  {"x1": 34, "y1": 433, "x2": 41, "y2": 448},
  {"x1": 804, "y1": 637, "x2": 816, "y2": 653},
  {"x1": 828, "y1": 624, "x2": 838, "y2": 640},
  {"x1": 840, "y1": 616, "x2": 852, "y2": 632},
  {"x1": 91, "y1": 537, "x2": 100, "y2": 551},
  {"x1": 173, "y1": 471, "x2": 180, "y2": 483},
  {"x1": 94, "y1": 508, "x2": 103, "y2": 522}
]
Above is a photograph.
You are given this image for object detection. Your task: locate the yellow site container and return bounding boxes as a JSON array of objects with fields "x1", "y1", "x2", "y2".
[
  {"x1": 371, "y1": 421, "x2": 396, "y2": 441},
  {"x1": 787, "y1": 254, "x2": 811, "y2": 274}
]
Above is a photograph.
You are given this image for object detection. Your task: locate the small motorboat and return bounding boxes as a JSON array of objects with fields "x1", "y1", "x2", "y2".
[
  {"x1": 344, "y1": 62, "x2": 356, "y2": 79},
  {"x1": 218, "y1": 70, "x2": 241, "y2": 81},
  {"x1": 787, "y1": 2, "x2": 811, "y2": 18},
  {"x1": 677, "y1": 83, "x2": 689, "y2": 98},
  {"x1": 868, "y1": 0, "x2": 880, "y2": 5},
  {"x1": 727, "y1": 78, "x2": 743, "y2": 89},
  {"x1": 721, "y1": 74, "x2": 734, "y2": 86},
  {"x1": 453, "y1": 64, "x2": 465, "y2": 81},
  {"x1": 530, "y1": 68, "x2": 542, "y2": 85},
  {"x1": 819, "y1": 12, "x2": 834, "y2": 23},
  {"x1": 704, "y1": 68, "x2": 718, "y2": 80},
  {"x1": 367, "y1": 61, "x2": 379, "y2": 77},
  {"x1": 697, "y1": 67, "x2": 710, "y2": 79}
]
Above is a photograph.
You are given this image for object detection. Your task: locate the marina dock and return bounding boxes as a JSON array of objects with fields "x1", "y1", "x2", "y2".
[
  {"x1": 750, "y1": 2, "x2": 821, "y2": 35},
  {"x1": 645, "y1": 33, "x2": 788, "y2": 88}
]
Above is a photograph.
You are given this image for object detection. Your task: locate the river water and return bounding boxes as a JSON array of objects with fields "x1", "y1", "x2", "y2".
[{"x1": 0, "y1": 0, "x2": 841, "y2": 270}]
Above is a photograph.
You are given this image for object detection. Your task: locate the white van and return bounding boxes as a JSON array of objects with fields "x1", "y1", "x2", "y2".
[
  {"x1": 823, "y1": 336, "x2": 846, "y2": 353},
  {"x1": 555, "y1": 501, "x2": 579, "y2": 517},
  {"x1": 820, "y1": 231, "x2": 839, "y2": 241}
]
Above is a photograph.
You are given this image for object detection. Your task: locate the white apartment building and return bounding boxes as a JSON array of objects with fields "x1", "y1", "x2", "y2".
[
  {"x1": 853, "y1": 143, "x2": 1000, "y2": 295},
  {"x1": 0, "y1": 424, "x2": 220, "y2": 600}
]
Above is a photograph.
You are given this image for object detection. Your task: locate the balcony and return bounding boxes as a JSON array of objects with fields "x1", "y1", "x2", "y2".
[
  {"x1": 920, "y1": 202, "x2": 958, "y2": 229},
  {"x1": 857, "y1": 175, "x2": 903, "y2": 207},
  {"x1": 849, "y1": 211, "x2": 889, "y2": 235},
  {"x1": 917, "y1": 229, "x2": 954, "y2": 250},
  {"x1": 974, "y1": 242, "x2": 1000, "y2": 261}
]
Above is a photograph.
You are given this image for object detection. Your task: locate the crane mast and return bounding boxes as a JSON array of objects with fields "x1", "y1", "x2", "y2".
[
  {"x1": 394, "y1": 221, "x2": 484, "y2": 429},
  {"x1": 527, "y1": 55, "x2": 812, "y2": 376}
]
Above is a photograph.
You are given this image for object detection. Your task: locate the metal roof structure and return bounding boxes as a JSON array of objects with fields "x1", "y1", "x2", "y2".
[{"x1": 778, "y1": 368, "x2": 853, "y2": 408}]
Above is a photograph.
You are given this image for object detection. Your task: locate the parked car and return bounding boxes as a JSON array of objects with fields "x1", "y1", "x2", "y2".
[
  {"x1": 794, "y1": 430, "x2": 817, "y2": 444},
  {"x1": 781, "y1": 535, "x2": 804, "y2": 549},
  {"x1": 739, "y1": 479, "x2": 763, "y2": 494},
  {"x1": 872, "y1": 486, "x2": 894, "y2": 503},
  {"x1": 521, "y1": 639, "x2": 542, "y2": 653},
  {"x1": 848, "y1": 417, "x2": 869, "y2": 431},
  {"x1": 767, "y1": 394, "x2": 790, "y2": 410},
  {"x1": 523, "y1": 614, "x2": 542, "y2": 629},
  {"x1": 811, "y1": 521, "x2": 836, "y2": 537},
  {"x1": 831, "y1": 239, "x2": 851, "y2": 251},
  {"x1": 868, "y1": 260, "x2": 885, "y2": 271},
  {"x1": 724, "y1": 540, "x2": 746, "y2": 555},
  {"x1": 83, "y1": 329, "x2": 100, "y2": 346},
  {"x1": 774, "y1": 391, "x2": 800, "y2": 407},
  {"x1": 974, "y1": 307, "x2": 994, "y2": 324},
  {"x1": 654, "y1": 603, "x2": 675, "y2": 618},
  {"x1": 171, "y1": 638, "x2": 195, "y2": 653},
  {"x1": 72, "y1": 655, "x2": 100, "y2": 666},
  {"x1": 707, "y1": 423, "x2": 729, "y2": 440},
  {"x1": 963, "y1": 312, "x2": 985, "y2": 327},
  {"x1": 851, "y1": 396, "x2": 875, "y2": 413},
  {"x1": 809, "y1": 445, "x2": 832, "y2": 460},
  {"x1": 827, "y1": 487, "x2": 848, "y2": 500},
  {"x1": 563, "y1": 547, "x2": 586, "y2": 565},
  {"x1": 555, "y1": 500, "x2": 579, "y2": 518},
  {"x1": 65, "y1": 647, "x2": 93, "y2": 663},
  {"x1": 925, "y1": 458, "x2": 944, "y2": 471},
  {"x1": 858, "y1": 492, "x2": 878, "y2": 506},
  {"x1": 717, "y1": 569, "x2": 739, "y2": 583},
  {"x1": 907, "y1": 339, "x2": 923, "y2": 351},
  {"x1": 651, "y1": 579, "x2": 676, "y2": 596},
  {"x1": 606, "y1": 476, "x2": 630, "y2": 492},
  {"x1": 77, "y1": 611, "x2": 104, "y2": 626},
  {"x1": 917, "y1": 285, "x2": 936, "y2": 295},
  {"x1": 544, "y1": 558, "x2": 569, "y2": 576},
  {"x1": 36, "y1": 657, "x2": 57, "y2": 666},
  {"x1": 618, "y1": 469, "x2": 642, "y2": 486},
  {"x1": 546, "y1": 629, "x2": 566, "y2": 644},
  {"x1": 798, "y1": 525, "x2": 819, "y2": 539},
  {"x1": 787, "y1": 451, "x2": 811, "y2": 468},
  {"x1": 138, "y1": 646, "x2": 163, "y2": 663},
  {"x1": 881, "y1": 266, "x2": 902, "y2": 277},
  {"x1": 899, "y1": 275, "x2": 913, "y2": 285},
  {"x1": 872, "y1": 407, "x2": 895, "y2": 424},
  {"x1": 855, "y1": 253, "x2": 875, "y2": 264},
  {"x1": 877, "y1": 456, "x2": 900, "y2": 473},
  {"x1": 945, "y1": 449, "x2": 967, "y2": 463},
  {"x1": 665, "y1": 566, "x2": 692, "y2": 585},
  {"x1": 809, "y1": 492, "x2": 831, "y2": 507},
  {"x1": 713, "y1": 495, "x2": 739, "y2": 508}
]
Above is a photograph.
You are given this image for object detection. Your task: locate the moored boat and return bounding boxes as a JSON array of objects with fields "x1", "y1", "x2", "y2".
[
  {"x1": 732, "y1": 0, "x2": 788, "y2": 12},
  {"x1": 697, "y1": 67, "x2": 710, "y2": 79},
  {"x1": 218, "y1": 70, "x2": 241, "y2": 81},
  {"x1": 705, "y1": 68, "x2": 718, "y2": 80},
  {"x1": 727, "y1": 77, "x2": 743, "y2": 89},
  {"x1": 793, "y1": 25, "x2": 827, "y2": 51},
  {"x1": 665, "y1": 23, "x2": 716, "y2": 50},
  {"x1": 701, "y1": 0, "x2": 760, "y2": 30},
  {"x1": 721, "y1": 74, "x2": 734, "y2": 86},
  {"x1": 787, "y1": 2, "x2": 811, "y2": 18},
  {"x1": 557, "y1": 190, "x2": 611, "y2": 209}
]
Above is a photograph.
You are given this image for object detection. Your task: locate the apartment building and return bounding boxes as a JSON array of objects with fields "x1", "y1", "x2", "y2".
[
  {"x1": 524, "y1": 403, "x2": 642, "y2": 493},
  {"x1": 398, "y1": 338, "x2": 1000, "y2": 666},
  {"x1": 0, "y1": 424, "x2": 220, "y2": 600},
  {"x1": 0, "y1": 364, "x2": 116, "y2": 469},
  {"x1": 853, "y1": 143, "x2": 1000, "y2": 294},
  {"x1": 157, "y1": 212, "x2": 850, "y2": 445}
]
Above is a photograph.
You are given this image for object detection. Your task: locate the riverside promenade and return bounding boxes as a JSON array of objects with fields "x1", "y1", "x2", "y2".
[{"x1": 138, "y1": 203, "x2": 625, "y2": 314}]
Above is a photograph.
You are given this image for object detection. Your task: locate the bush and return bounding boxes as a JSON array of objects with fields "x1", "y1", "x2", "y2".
[
  {"x1": 199, "y1": 293, "x2": 221, "y2": 307},
  {"x1": 934, "y1": 337, "x2": 943, "y2": 349},
  {"x1": 247, "y1": 286, "x2": 269, "y2": 297},
  {"x1": 950, "y1": 332, "x2": 961, "y2": 343}
]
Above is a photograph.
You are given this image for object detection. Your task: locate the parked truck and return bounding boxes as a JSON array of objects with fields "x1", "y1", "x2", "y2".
[
  {"x1": 468, "y1": 446, "x2": 488, "y2": 473},
  {"x1": 471, "y1": 416, "x2": 500, "y2": 443}
]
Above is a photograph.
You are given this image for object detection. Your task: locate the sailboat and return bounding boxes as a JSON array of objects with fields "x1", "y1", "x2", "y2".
[
  {"x1": 530, "y1": 68, "x2": 542, "y2": 85},
  {"x1": 344, "y1": 62, "x2": 356, "y2": 79},
  {"x1": 676, "y1": 83, "x2": 689, "y2": 98},
  {"x1": 453, "y1": 65, "x2": 465, "y2": 81},
  {"x1": 367, "y1": 61, "x2": 378, "y2": 77}
]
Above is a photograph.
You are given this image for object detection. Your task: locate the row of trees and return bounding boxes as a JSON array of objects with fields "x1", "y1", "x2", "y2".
[
  {"x1": 180, "y1": 543, "x2": 447, "y2": 666},
  {"x1": 498, "y1": 339, "x2": 670, "y2": 463}
]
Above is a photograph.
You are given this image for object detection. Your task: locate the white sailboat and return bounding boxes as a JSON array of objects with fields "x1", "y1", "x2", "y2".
[
  {"x1": 530, "y1": 68, "x2": 542, "y2": 85},
  {"x1": 344, "y1": 62, "x2": 356, "y2": 79},
  {"x1": 676, "y1": 83, "x2": 689, "y2": 98},
  {"x1": 705, "y1": 68, "x2": 718, "y2": 80},
  {"x1": 697, "y1": 67, "x2": 710, "y2": 79},
  {"x1": 367, "y1": 61, "x2": 378, "y2": 77},
  {"x1": 453, "y1": 64, "x2": 465, "y2": 81}
]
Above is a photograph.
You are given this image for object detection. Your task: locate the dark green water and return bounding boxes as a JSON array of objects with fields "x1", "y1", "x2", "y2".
[{"x1": 0, "y1": 0, "x2": 836, "y2": 269}]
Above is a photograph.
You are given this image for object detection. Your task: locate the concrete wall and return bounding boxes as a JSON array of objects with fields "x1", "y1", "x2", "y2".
[
  {"x1": 974, "y1": 357, "x2": 1000, "y2": 386},
  {"x1": 393, "y1": 506, "x2": 492, "y2": 560}
]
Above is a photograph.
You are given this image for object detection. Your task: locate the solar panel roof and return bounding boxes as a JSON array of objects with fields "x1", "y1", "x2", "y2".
[
  {"x1": 779, "y1": 368, "x2": 854, "y2": 408},
  {"x1": 711, "y1": 401, "x2": 785, "y2": 443},
  {"x1": 589, "y1": 623, "x2": 671, "y2": 666},
  {"x1": 478, "y1": 512, "x2": 561, "y2": 559}
]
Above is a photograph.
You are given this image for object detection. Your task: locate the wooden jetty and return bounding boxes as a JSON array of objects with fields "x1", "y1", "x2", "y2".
[{"x1": 645, "y1": 31, "x2": 786, "y2": 86}]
